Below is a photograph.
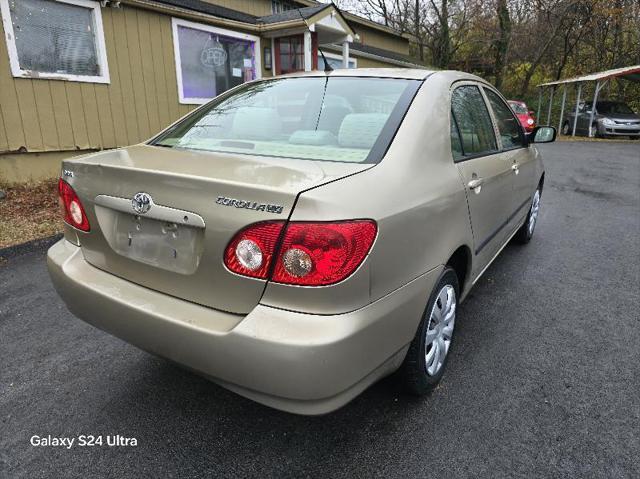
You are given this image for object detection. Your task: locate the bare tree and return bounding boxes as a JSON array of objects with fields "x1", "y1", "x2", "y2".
[
  {"x1": 335, "y1": 0, "x2": 640, "y2": 105},
  {"x1": 493, "y1": 0, "x2": 511, "y2": 88}
]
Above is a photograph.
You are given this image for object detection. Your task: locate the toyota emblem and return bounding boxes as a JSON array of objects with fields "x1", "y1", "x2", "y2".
[{"x1": 132, "y1": 192, "x2": 153, "y2": 214}]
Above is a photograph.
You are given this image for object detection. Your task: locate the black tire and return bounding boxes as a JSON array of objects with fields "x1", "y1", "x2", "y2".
[
  {"x1": 399, "y1": 267, "x2": 459, "y2": 395},
  {"x1": 515, "y1": 187, "x2": 541, "y2": 244}
]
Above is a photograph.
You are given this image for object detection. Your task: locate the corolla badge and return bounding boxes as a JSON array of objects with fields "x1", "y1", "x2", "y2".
[
  {"x1": 132, "y1": 192, "x2": 153, "y2": 214},
  {"x1": 216, "y1": 196, "x2": 284, "y2": 214}
]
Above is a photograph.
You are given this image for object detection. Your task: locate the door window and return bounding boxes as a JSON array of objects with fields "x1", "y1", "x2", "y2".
[
  {"x1": 450, "y1": 114, "x2": 464, "y2": 161},
  {"x1": 484, "y1": 89, "x2": 524, "y2": 149},
  {"x1": 450, "y1": 85, "x2": 498, "y2": 160}
]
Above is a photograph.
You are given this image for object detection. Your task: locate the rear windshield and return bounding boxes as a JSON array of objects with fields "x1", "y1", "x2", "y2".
[{"x1": 151, "y1": 77, "x2": 421, "y2": 164}]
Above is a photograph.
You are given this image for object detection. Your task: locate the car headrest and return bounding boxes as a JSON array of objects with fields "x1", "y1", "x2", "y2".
[
  {"x1": 338, "y1": 113, "x2": 389, "y2": 149},
  {"x1": 317, "y1": 105, "x2": 352, "y2": 135},
  {"x1": 232, "y1": 107, "x2": 282, "y2": 140}
]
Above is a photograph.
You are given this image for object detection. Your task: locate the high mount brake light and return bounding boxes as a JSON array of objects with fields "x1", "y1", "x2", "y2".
[
  {"x1": 224, "y1": 220, "x2": 377, "y2": 286},
  {"x1": 58, "y1": 179, "x2": 90, "y2": 232}
]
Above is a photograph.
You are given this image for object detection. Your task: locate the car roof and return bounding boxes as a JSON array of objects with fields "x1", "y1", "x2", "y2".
[{"x1": 275, "y1": 68, "x2": 486, "y2": 83}]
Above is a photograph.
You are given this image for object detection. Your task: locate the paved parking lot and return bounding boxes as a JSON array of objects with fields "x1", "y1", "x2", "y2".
[{"x1": 1, "y1": 141, "x2": 638, "y2": 478}]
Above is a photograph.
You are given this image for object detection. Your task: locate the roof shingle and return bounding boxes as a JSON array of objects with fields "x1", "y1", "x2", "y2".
[
  {"x1": 152, "y1": 0, "x2": 258, "y2": 24},
  {"x1": 257, "y1": 4, "x2": 328, "y2": 24}
]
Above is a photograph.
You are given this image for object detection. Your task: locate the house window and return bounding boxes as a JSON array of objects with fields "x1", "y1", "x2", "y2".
[
  {"x1": 271, "y1": 1, "x2": 296, "y2": 14},
  {"x1": 172, "y1": 18, "x2": 261, "y2": 105},
  {"x1": 276, "y1": 35, "x2": 304, "y2": 74},
  {"x1": 0, "y1": 0, "x2": 109, "y2": 83}
]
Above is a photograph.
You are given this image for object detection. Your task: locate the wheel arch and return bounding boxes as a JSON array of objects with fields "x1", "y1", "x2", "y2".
[{"x1": 445, "y1": 245, "x2": 472, "y2": 295}]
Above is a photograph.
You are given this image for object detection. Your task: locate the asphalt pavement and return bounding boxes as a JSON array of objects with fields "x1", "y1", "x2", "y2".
[{"x1": 1, "y1": 141, "x2": 639, "y2": 478}]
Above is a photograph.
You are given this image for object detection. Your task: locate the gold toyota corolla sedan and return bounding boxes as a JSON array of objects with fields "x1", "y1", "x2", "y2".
[{"x1": 48, "y1": 69, "x2": 555, "y2": 414}]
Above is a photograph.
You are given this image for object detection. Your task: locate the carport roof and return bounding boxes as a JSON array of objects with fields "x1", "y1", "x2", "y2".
[{"x1": 538, "y1": 65, "x2": 640, "y2": 87}]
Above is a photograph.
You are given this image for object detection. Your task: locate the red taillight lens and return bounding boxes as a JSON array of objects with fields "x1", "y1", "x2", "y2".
[
  {"x1": 58, "y1": 178, "x2": 90, "y2": 232},
  {"x1": 224, "y1": 220, "x2": 377, "y2": 286},
  {"x1": 272, "y1": 221, "x2": 377, "y2": 286},
  {"x1": 224, "y1": 221, "x2": 286, "y2": 279}
]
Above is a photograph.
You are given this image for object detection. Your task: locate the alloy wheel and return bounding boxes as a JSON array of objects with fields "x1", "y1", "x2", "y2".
[
  {"x1": 424, "y1": 284, "x2": 456, "y2": 376},
  {"x1": 528, "y1": 190, "x2": 541, "y2": 235}
]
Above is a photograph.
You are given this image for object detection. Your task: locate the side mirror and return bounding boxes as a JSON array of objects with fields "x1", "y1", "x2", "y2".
[{"x1": 530, "y1": 126, "x2": 556, "y2": 144}]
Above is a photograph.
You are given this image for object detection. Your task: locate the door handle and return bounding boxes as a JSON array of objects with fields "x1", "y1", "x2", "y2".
[
  {"x1": 468, "y1": 178, "x2": 484, "y2": 191},
  {"x1": 512, "y1": 163, "x2": 520, "y2": 175}
]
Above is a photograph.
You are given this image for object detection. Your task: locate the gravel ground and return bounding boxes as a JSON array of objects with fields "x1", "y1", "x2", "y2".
[{"x1": 1, "y1": 141, "x2": 638, "y2": 478}]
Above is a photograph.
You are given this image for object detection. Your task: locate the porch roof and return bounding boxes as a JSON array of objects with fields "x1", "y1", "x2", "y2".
[
  {"x1": 257, "y1": 5, "x2": 327, "y2": 24},
  {"x1": 146, "y1": 0, "x2": 353, "y2": 36}
]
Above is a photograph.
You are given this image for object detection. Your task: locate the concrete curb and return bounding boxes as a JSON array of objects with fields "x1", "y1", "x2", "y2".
[{"x1": 0, "y1": 234, "x2": 63, "y2": 260}]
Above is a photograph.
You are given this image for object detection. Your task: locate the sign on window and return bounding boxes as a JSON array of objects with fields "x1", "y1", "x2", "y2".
[{"x1": 173, "y1": 21, "x2": 259, "y2": 104}]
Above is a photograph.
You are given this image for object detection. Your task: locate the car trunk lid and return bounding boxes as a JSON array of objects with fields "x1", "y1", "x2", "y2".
[{"x1": 63, "y1": 145, "x2": 371, "y2": 314}]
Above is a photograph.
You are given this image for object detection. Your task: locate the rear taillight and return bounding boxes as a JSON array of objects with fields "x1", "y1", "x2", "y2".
[
  {"x1": 224, "y1": 221, "x2": 286, "y2": 279},
  {"x1": 272, "y1": 221, "x2": 377, "y2": 286},
  {"x1": 224, "y1": 220, "x2": 377, "y2": 286},
  {"x1": 58, "y1": 178, "x2": 90, "y2": 232}
]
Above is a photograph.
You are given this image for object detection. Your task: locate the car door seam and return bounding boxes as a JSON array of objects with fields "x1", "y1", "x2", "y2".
[{"x1": 474, "y1": 196, "x2": 531, "y2": 255}]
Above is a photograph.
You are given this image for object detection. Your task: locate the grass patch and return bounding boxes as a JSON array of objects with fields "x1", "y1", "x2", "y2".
[{"x1": 0, "y1": 178, "x2": 62, "y2": 249}]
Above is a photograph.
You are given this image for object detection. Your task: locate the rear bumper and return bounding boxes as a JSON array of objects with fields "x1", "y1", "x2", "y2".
[{"x1": 47, "y1": 239, "x2": 440, "y2": 414}]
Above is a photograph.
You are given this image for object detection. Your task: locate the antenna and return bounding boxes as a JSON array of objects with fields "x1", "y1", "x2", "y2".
[
  {"x1": 295, "y1": 8, "x2": 333, "y2": 72},
  {"x1": 318, "y1": 48, "x2": 333, "y2": 73}
]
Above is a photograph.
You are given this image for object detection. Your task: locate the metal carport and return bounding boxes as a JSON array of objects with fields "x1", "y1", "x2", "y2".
[{"x1": 536, "y1": 65, "x2": 640, "y2": 137}]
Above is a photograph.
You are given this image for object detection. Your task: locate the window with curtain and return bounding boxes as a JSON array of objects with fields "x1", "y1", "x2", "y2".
[
  {"x1": 1, "y1": 0, "x2": 109, "y2": 82},
  {"x1": 271, "y1": 0, "x2": 297, "y2": 14},
  {"x1": 277, "y1": 36, "x2": 304, "y2": 74}
]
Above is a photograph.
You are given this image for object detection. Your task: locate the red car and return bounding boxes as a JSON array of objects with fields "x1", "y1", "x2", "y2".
[{"x1": 508, "y1": 100, "x2": 536, "y2": 132}]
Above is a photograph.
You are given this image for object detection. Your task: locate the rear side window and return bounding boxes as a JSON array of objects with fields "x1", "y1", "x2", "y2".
[
  {"x1": 484, "y1": 89, "x2": 524, "y2": 149},
  {"x1": 450, "y1": 85, "x2": 497, "y2": 160}
]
